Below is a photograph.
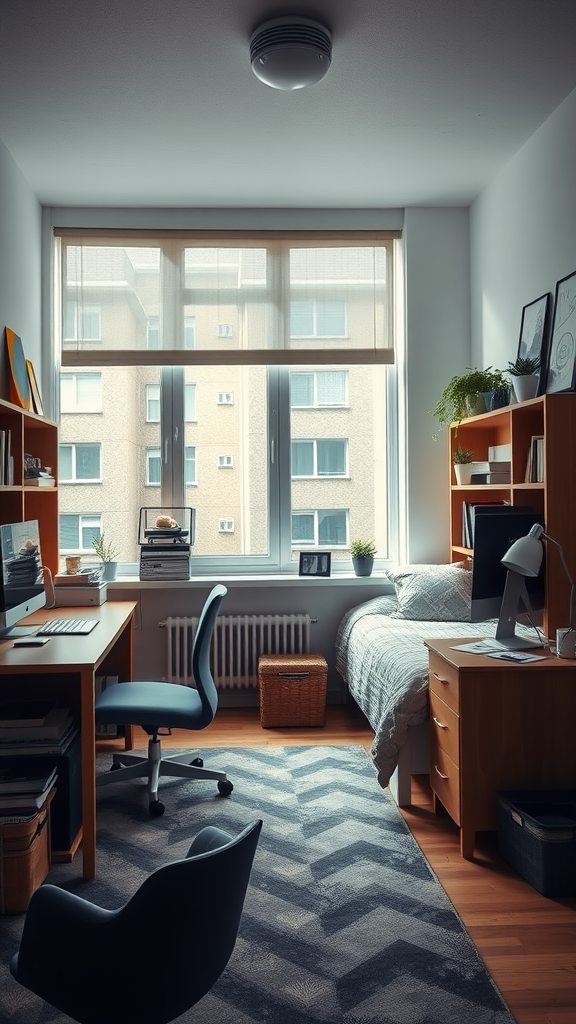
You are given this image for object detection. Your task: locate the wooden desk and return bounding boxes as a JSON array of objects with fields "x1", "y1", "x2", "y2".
[
  {"x1": 0, "y1": 601, "x2": 137, "y2": 879},
  {"x1": 425, "y1": 638, "x2": 576, "y2": 859}
]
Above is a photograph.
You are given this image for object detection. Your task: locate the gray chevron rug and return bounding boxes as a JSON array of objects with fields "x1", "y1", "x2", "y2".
[{"x1": 1, "y1": 745, "x2": 515, "y2": 1024}]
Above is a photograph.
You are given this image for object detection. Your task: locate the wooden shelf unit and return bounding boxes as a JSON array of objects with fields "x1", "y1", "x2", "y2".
[
  {"x1": 449, "y1": 393, "x2": 576, "y2": 641},
  {"x1": 0, "y1": 397, "x2": 59, "y2": 574}
]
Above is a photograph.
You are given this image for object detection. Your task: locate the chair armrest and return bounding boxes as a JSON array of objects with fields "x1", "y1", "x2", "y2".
[{"x1": 186, "y1": 825, "x2": 235, "y2": 857}]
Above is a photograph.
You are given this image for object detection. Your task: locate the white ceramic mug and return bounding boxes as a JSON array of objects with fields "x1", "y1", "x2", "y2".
[{"x1": 556, "y1": 628, "x2": 575, "y2": 659}]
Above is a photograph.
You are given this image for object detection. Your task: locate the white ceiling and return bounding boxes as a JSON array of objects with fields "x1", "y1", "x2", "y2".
[{"x1": 1, "y1": 0, "x2": 575, "y2": 209}]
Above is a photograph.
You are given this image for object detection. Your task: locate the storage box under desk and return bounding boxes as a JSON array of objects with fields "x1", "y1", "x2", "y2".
[
  {"x1": 0, "y1": 788, "x2": 55, "y2": 914},
  {"x1": 258, "y1": 654, "x2": 327, "y2": 728}
]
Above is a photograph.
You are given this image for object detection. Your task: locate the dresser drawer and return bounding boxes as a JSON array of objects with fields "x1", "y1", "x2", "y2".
[
  {"x1": 429, "y1": 690, "x2": 460, "y2": 765},
  {"x1": 429, "y1": 651, "x2": 459, "y2": 712},
  {"x1": 430, "y1": 744, "x2": 461, "y2": 826}
]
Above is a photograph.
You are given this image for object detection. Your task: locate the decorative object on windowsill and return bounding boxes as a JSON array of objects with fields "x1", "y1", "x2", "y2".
[
  {"x1": 545, "y1": 269, "x2": 576, "y2": 394},
  {"x1": 350, "y1": 539, "x2": 376, "y2": 577},
  {"x1": 138, "y1": 507, "x2": 195, "y2": 581},
  {"x1": 92, "y1": 533, "x2": 118, "y2": 582},
  {"x1": 452, "y1": 445, "x2": 474, "y2": 486},
  {"x1": 507, "y1": 355, "x2": 541, "y2": 403},
  {"x1": 516, "y1": 292, "x2": 551, "y2": 398},
  {"x1": 431, "y1": 367, "x2": 509, "y2": 437},
  {"x1": 298, "y1": 551, "x2": 332, "y2": 577}
]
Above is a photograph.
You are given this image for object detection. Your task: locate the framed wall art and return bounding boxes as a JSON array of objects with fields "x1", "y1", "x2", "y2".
[
  {"x1": 516, "y1": 292, "x2": 551, "y2": 396},
  {"x1": 545, "y1": 270, "x2": 576, "y2": 394},
  {"x1": 298, "y1": 551, "x2": 332, "y2": 577},
  {"x1": 5, "y1": 327, "x2": 32, "y2": 410},
  {"x1": 26, "y1": 359, "x2": 44, "y2": 416}
]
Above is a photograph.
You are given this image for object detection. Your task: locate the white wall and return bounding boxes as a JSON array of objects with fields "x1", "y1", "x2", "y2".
[
  {"x1": 471, "y1": 86, "x2": 576, "y2": 370},
  {"x1": 0, "y1": 135, "x2": 42, "y2": 400}
]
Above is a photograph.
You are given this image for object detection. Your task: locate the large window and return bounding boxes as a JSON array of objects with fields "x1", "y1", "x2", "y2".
[
  {"x1": 56, "y1": 232, "x2": 396, "y2": 572},
  {"x1": 59, "y1": 514, "x2": 102, "y2": 552}
]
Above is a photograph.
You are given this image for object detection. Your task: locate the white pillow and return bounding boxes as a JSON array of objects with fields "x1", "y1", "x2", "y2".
[{"x1": 386, "y1": 563, "x2": 472, "y2": 621}]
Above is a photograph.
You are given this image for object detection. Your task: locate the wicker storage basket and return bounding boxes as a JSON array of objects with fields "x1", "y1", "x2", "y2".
[
  {"x1": 497, "y1": 789, "x2": 576, "y2": 897},
  {"x1": 259, "y1": 654, "x2": 327, "y2": 728},
  {"x1": 0, "y1": 789, "x2": 54, "y2": 915}
]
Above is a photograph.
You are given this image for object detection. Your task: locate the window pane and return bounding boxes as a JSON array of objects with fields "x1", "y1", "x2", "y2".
[
  {"x1": 147, "y1": 448, "x2": 161, "y2": 485},
  {"x1": 146, "y1": 384, "x2": 160, "y2": 421},
  {"x1": 316, "y1": 301, "x2": 346, "y2": 337},
  {"x1": 290, "y1": 372, "x2": 313, "y2": 407},
  {"x1": 290, "y1": 301, "x2": 314, "y2": 337},
  {"x1": 185, "y1": 446, "x2": 196, "y2": 485},
  {"x1": 76, "y1": 444, "x2": 101, "y2": 480},
  {"x1": 292, "y1": 513, "x2": 314, "y2": 544},
  {"x1": 292, "y1": 441, "x2": 313, "y2": 477},
  {"x1": 185, "y1": 383, "x2": 196, "y2": 421},
  {"x1": 317, "y1": 439, "x2": 346, "y2": 476},
  {"x1": 316, "y1": 370, "x2": 346, "y2": 405},
  {"x1": 81, "y1": 519, "x2": 101, "y2": 550},
  {"x1": 59, "y1": 445, "x2": 73, "y2": 481},
  {"x1": 319, "y1": 510, "x2": 347, "y2": 545}
]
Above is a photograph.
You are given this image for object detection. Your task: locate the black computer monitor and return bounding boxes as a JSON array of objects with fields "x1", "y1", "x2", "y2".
[
  {"x1": 0, "y1": 520, "x2": 46, "y2": 638},
  {"x1": 471, "y1": 509, "x2": 545, "y2": 650}
]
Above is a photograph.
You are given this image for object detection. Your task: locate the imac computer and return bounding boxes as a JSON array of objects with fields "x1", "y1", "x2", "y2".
[
  {"x1": 0, "y1": 520, "x2": 46, "y2": 638},
  {"x1": 470, "y1": 509, "x2": 545, "y2": 651}
]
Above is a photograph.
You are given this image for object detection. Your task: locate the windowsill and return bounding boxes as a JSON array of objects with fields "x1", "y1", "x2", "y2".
[{"x1": 107, "y1": 572, "x2": 392, "y2": 590}]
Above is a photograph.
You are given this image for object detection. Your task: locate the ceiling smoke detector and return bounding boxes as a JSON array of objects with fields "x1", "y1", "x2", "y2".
[{"x1": 250, "y1": 16, "x2": 332, "y2": 90}]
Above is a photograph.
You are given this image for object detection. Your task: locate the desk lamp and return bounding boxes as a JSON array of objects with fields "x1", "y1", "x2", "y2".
[{"x1": 502, "y1": 523, "x2": 575, "y2": 658}]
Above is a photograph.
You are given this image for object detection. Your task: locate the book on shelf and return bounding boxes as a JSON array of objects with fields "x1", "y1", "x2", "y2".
[
  {"x1": 0, "y1": 765, "x2": 57, "y2": 796},
  {"x1": 0, "y1": 810, "x2": 38, "y2": 825},
  {"x1": 488, "y1": 443, "x2": 512, "y2": 462},
  {"x1": 54, "y1": 568, "x2": 102, "y2": 586},
  {"x1": 0, "y1": 705, "x2": 72, "y2": 742},
  {"x1": 0, "y1": 723, "x2": 79, "y2": 758},
  {"x1": 24, "y1": 474, "x2": 55, "y2": 487},
  {"x1": 525, "y1": 435, "x2": 545, "y2": 483},
  {"x1": 0, "y1": 781, "x2": 56, "y2": 814},
  {"x1": 0, "y1": 699, "x2": 57, "y2": 728}
]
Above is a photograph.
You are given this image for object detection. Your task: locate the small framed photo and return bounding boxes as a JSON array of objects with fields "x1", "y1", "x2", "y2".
[
  {"x1": 298, "y1": 551, "x2": 331, "y2": 577},
  {"x1": 517, "y1": 292, "x2": 551, "y2": 396},
  {"x1": 545, "y1": 270, "x2": 576, "y2": 394}
]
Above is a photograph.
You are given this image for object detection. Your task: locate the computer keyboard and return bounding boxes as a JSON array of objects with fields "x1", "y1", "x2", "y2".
[{"x1": 37, "y1": 618, "x2": 98, "y2": 636}]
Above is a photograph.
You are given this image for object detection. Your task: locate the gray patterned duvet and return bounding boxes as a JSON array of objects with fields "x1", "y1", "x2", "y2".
[{"x1": 335, "y1": 595, "x2": 504, "y2": 789}]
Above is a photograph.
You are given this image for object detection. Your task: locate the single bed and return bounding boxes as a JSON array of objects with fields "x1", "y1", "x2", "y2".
[{"x1": 335, "y1": 562, "x2": 528, "y2": 804}]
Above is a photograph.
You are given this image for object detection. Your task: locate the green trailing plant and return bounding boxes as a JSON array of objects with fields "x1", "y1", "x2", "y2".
[
  {"x1": 452, "y1": 445, "x2": 474, "y2": 464},
  {"x1": 92, "y1": 533, "x2": 118, "y2": 562},
  {"x1": 350, "y1": 539, "x2": 377, "y2": 559},
  {"x1": 507, "y1": 355, "x2": 541, "y2": 376},
  {"x1": 432, "y1": 366, "x2": 509, "y2": 437}
]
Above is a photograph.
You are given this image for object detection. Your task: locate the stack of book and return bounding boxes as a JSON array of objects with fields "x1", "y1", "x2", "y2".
[
  {"x1": 470, "y1": 461, "x2": 511, "y2": 484},
  {"x1": 54, "y1": 567, "x2": 103, "y2": 587},
  {"x1": 0, "y1": 700, "x2": 78, "y2": 760},
  {"x1": 0, "y1": 764, "x2": 57, "y2": 823},
  {"x1": 24, "y1": 472, "x2": 55, "y2": 487},
  {"x1": 0, "y1": 427, "x2": 14, "y2": 485}
]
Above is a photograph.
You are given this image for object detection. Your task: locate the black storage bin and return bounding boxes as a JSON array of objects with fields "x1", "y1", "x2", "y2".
[{"x1": 497, "y1": 789, "x2": 576, "y2": 897}]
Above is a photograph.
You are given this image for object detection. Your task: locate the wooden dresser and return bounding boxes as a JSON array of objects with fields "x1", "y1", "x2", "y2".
[{"x1": 425, "y1": 638, "x2": 576, "y2": 858}]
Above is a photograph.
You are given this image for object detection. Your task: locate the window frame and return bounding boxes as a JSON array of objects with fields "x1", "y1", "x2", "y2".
[{"x1": 59, "y1": 442, "x2": 102, "y2": 483}]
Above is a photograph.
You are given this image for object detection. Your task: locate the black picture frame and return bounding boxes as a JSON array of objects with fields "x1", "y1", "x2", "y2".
[
  {"x1": 298, "y1": 551, "x2": 331, "y2": 577},
  {"x1": 545, "y1": 270, "x2": 576, "y2": 394},
  {"x1": 516, "y1": 292, "x2": 551, "y2": 396}
]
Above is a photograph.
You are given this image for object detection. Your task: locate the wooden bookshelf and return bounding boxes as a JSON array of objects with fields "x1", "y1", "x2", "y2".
[
  {"x1": 449, "y1": 393, "x2": 576, "y2": 640},
  {"x1": 0, "y1": 398, "x2": 59, "y2": 574}
]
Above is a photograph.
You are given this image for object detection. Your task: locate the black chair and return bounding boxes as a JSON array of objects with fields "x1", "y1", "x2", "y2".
[
  {"x1": 96, "y1": 584, "x2": 231, "y2": 816},
  {"x1": 10, "y1": 818, "x2": 262, "y2": 1024}
]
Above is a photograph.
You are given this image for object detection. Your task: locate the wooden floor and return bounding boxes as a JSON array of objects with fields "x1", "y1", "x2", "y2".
[{"x1": 98, "y1": 706, "x2": 576, "y2": 1024}]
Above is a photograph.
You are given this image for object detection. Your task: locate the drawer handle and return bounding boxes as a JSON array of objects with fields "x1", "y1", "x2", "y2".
[
  {"x1": 433, "y1": 716, "x2": 448, "y2": 730},
  {"x1": 432, "y1": 672, "x2": 449, "y2": 685},
  {"x1": 278, "y1": 672, "x2": 310, "y2": 679},
  {"x1": 434, "y1": 765, "x2": 449, "y2": 780}
]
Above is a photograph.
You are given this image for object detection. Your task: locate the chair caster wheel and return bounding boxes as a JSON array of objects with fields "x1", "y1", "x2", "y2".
[
  {"x1": 149, "y1": 800, "x2": 165, "y2": 817},
  {"x1": 217, "y1": 780, "x2": 233, "y2": 797},
  {"x1": 191, "y1": 757, "x2": 203, "y2": 767}
]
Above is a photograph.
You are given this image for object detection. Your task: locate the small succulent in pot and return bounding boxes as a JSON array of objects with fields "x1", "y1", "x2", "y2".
[
  {"x1": 350, "y1": 539, "x2": 377, "y2": 559},
  {"x1": 507, "y1": 355, "x2": 541, "y2": 376},
  {"x1": 452, "y1": 445, "x2": 474, "y2": 465}
]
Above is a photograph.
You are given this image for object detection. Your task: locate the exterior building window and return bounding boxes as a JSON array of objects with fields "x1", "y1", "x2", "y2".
[
  {"x1": 185, "y1": 447, "x2": 196, "y2": 485},
  {"x1": 60, "y1": 372, "x2": 102, "y2": 413},
  {"x1": 219, "y1": 519, "x2": 235, "y2": 533},
  {"x1": 291, "y1": 439, "x2": 347, "y2": 477},
  {"x1": 218, "y1": 455, "x2": 234, "y2": 467},
  {"x1": 64, "y1": 302, "x2": 101, "y2": 341},
  {"x1": 290, "y1": 300, "x2": 346, "y2": 338},
  {"x1": 290, "y1": 370, "x2": 348, "y2": 408},
  {"x1": 146, "y1": 448, "x2": 161, "y2": 485},
  {"x1": 147, "y1": 316, "x2": 160, "y2": 349},
  {"x1": 146, "y1": 384, "x2": 160, "y2": 422},
  {"x1": 291, "y1": 509, "x2": 348, "y2": 547},
  {"x1": 184, "y1": 315, "x2": 196, "y2": 350},
  {"x1": 217, "y1": 323, "x2": 233, "y2": 338},
  {"x1": 59, "y1": 514, "x2": 102, "y2": 552},
  {"x1": 185, "y1": 384, "x2": 196, "y2": 422},
  {"x1": 217, "y1": 391, "x2": 234, "y2": 405},
  {"x1": 59, "y1": 443, "x2": 101, "y2": 482}
]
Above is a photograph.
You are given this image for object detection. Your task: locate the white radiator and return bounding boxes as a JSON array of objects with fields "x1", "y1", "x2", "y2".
[{"x1": 164, "y1": 614, "x2": 311, "y2": 689}]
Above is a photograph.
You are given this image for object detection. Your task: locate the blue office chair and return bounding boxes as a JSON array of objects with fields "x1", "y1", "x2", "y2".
[
  {"x1": 96, "y1": 584, "x2": 231, "y2": 816},
  {"x1": 10, "y1": 817, "x2": 262, "y2": 1024}
]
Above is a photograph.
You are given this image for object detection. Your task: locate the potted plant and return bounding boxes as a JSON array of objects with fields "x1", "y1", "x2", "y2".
[
  {"x1": 350, "y1": 539, "x2": 377, "y2": 577},
  {"x1": 92, "y1": 533, "x2": 118, "y2": 582},
  {"x1": 452, "y1": 445, "x2": 474, "y2": 485},
  {"x1": 432, "y1": 367, "x2": 510, "y2": 437},
  {"x1": 507, "y1": 355, "x2": 541, "y2": 402}
]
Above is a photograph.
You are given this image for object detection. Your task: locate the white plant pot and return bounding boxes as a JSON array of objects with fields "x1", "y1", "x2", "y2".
[
  {"x1": 513, "y1": 375, "x2": 539, "y2": 402},
  {"x1": 454, "y1": 463, "x2": 473, "y2": 485}
]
